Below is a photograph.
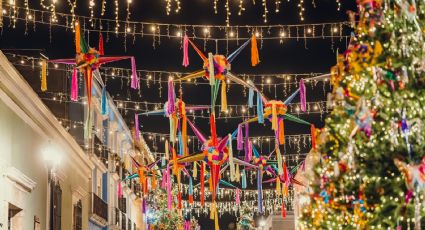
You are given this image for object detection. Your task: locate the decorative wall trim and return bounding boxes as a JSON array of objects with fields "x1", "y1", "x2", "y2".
[{"x1": 5, "y1": 166, "x2": 37, "y2": 193}]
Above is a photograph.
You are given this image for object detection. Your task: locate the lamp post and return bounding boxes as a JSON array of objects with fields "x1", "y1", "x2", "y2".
[
  {"x1": 42, "y1": 141, "x2": 62, "y2": 230},
  {"x1": 42, "y1": 141, "x2": 61, "y2": 182},
  {"x1": 258, "y1": 218, "x2": 266, "y2": 230}
]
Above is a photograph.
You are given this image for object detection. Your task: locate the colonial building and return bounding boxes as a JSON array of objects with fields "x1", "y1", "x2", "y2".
[{"x1": 0, "y1": 51, "x2": 148, "y2": 230}]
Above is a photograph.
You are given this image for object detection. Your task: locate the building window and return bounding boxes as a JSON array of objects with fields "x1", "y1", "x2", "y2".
[
  {"x1": 50, "y1": 181, "x2": 62, "y2": 230},
  {"x1": 73, "y1": 200, "x2": 82, "y2": 230}
]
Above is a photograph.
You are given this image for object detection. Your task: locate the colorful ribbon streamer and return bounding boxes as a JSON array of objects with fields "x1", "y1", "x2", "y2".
[
  {"x1": 131, "y1": 57, "x2": 139, "y2": 89},
  {"x1": 70, "y1": 68, "x2": 78, "y2": 101},
  {"x1": 248, "y1": 88, "x2": 254, "y2": 108},
  {"x1": 237, "y1": 124, "x2": 244, "y2": 150},
  {"x1": 101, "y1": 87, "x2": 108, "y2": 115},
  {"x1": 41, "y1": 59, "x2": 47, "y2": 92},
  {"x1": 257, "y1": 92, "x2": 264, "y2": 123},
  {"x1": 300, "y1": 78, "x2": 306, "y2": 112},
  {"x1": 98, "y1": 32, "x2": 104, "y2": 55},
  {"x1": 182, "y1": 35, "x2": 189, "y2": 67}
]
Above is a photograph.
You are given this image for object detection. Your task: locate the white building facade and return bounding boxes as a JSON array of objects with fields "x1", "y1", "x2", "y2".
[{"x1": 0, "y1": 51, "x2": 147, "y2": 230}]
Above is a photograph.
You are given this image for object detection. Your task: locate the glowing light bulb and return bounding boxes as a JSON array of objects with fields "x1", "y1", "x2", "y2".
[
  {"x1": 151, "y1": 26, "x2": 156, "y2": 32},
  {"x1": 333, "y1": 27, "x2": 338, "y2": 33},
  {"x1": 255, "y1": 32, "x2": 260, "y2": 37},
  {"x1": 307, "y1": 28, "x2": 312, "y2": 34},
  {"x1": 229, "y1": 31, "x2": 234, "y2": 37},
  {"x1": 176, "y1": 31, "x2": 182, "y2": 37},
  {"x1": 266, "y1": 78, "x2": 271, "y2": 84}
]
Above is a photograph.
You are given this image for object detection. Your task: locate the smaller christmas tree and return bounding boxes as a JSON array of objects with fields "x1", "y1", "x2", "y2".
[
  {"x1": 146, "y1": 188, "x2": 184, "y2": 230},
  {"x1": 237, "y1": 204, "x2": 255, "y2": 230}
]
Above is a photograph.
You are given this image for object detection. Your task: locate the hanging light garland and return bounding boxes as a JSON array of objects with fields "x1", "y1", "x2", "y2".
[{"x1": 1, "y1": 4, "x2": 352, "y2": 44}]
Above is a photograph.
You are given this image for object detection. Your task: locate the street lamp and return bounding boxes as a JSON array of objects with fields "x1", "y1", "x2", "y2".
[
  {"x1": 258, "y1": 218, "x2": 266, "y2": 230},
  {"x1": 42, "y1": 141, "x2": 62, "y2": 181}
]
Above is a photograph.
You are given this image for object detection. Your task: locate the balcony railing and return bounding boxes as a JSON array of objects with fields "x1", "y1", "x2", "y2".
[
  {"x1": 121, "y1": 212, "x2": 126, "y2": 230},
  {"x1": 118, "y1": 197, "x2": 127, "y2": 214},
  {"x1": 90, "y1": 193, "x2": 108, "y2": 225},
  {"x1": 109, "y1": 207, "x2": 121, "y2": 230}
]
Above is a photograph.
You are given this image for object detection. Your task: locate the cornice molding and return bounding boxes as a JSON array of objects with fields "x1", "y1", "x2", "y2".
[{"x1": 5, "y1": 167, "x2": 37, "y2": 193}]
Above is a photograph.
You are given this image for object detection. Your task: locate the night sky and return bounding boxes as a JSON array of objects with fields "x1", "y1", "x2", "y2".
[{"x1": 1, "y1": 0, "x2": 357, "y2": 229}]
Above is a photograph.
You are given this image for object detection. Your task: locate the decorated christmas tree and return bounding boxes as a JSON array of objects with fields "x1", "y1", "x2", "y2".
[
  {"x1": 299, "y1": 0, "x2": 425, "y2": 229},
  {"x1": 237, "y1": 204, "x2": 256, "y2": 230},
  {"x1": 145, "y1": 188, "x2": 185, "y2": 230}
]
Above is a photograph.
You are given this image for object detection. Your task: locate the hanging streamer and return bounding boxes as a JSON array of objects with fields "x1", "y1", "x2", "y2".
[
  {"x1": 210, "y1": 113, "x2": 218, "y2": 146},
  {"x1": 300, "y1": 78, "x2": 306, "y2": 112},
  {"x1": 311, "y1": 124, "x2": 316, "y2": 149},
  {"x1": 166, "y1": 164, "x2": 172, "y2": 210},
  {"x1": 41, "y1": 59, "x2": 47, "y2": 92},
  {"x1": 247, "y1": 140, "x2": 253, "y2": 162},
  {"x1": 242, "y1": 169, "x2": 247, "y2": 189},
  {"x1": 178, "y1": 131, "x2": 184, "y2": 156},
  {"x1": 98, "y1": 32, "x2": 105, "y2": 55},
  {"x1": 101, "y1": 87, "x2": 108, "y2": 115},
  {"x1": 257, "y1": 168, "x2": 263, "y2": 213},
  {"x1": 117, "y1": 179, "x2": 123, "y2": 198},
  {"x1": 188, "y1": 177, "x2": 194, "y2": 204},
  {"x1": 276, "y1": 177, "x2": 281, "y2": 195},
  {"x1": 251, "y1": 34, "x2": 260, "y2": 66},
  {"x1": 167, "y1": 79, "x2": 175, "y2": 115},
  {"x1": 161, "y1": 169, "x2": 167, "y2": 189},
  {"x1": 71, "y1": 68, "x2": 78, "y2": 101},
  {"x1": 131, "y1": 57, "x2": 139, "y2": 89},
  {"x1": 178, "y1": 191, "x2": 182, "y2": 209},
  {"x1": 135, "y1": 114, "x2": 140, "y2": 141},
  {"x1": 248, "y1": 88, "x2": 254, "y2": 108},
  {"x1": 221, "y1": 80, "x2": 228, "y2": 112},
  {"x1": 282, "y1": 199, "x2": 287, "y2": 218},
  {"x1": 75, "y1": 22, "x2": 81, "y2": 53},
  {"x1": 193, "y1": 162, "x2": 197, "y2": 179},
  {"x1": 272, "y1": 103, "x2": 278, "y2": 130},
  {"x1": 182, "y1": 35, "x2": 189, "y2": 67},
  {"x1": 257, "y1": 92, "x2": 264, "y2": 123},
  {"x1": 180, "y1": 100, "x2": 188, "y2": 156},
  {"x1": 165, "y1": 140, "x2": 169, "y2": 160},
  {"x1": 169, "y1": 116, "x2": 176, "y2": 143},
  {"x1": 277, "y1": 145, "x2": 283, "y2": 175},
  {"x1": 228, "y1": 134, "x2": 235, "y2": 181},
  {"x1": 279, "y1": 119, "x2": 285, "y2": 145},
  {"x1": 210, "y1": 202, "x2": 219, "y2": 230},
  {"x1": 237, "y1": 124, "x2": 244, "y2": 150},
  {"x1": 236, "y1": 189, "x2": 241, "y2": 205},
  {"x1": 235, "y1": 164, "x2": 241, "y2": 182},
  {"x1": 200, "y1": 162, "x2": 205, "y2": 207},
  {"x1": 208, "y1": 52, "x2": 215, "y2": 85},
  {"x1": 244, "y1": 123, "x2": 249, "y2": 160}
]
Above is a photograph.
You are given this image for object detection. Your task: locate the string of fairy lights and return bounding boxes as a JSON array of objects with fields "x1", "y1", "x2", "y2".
[
  {"x1": 37, "y1": 91, "x2": 329, "y2": 119},
  {"x1": 1, "y1": 3, "x2": 352, "y2": 50},
  {"x1": 2, "y1": 0, "x2": 343, "y2": 26},
  {"x1": 5, "y1": 53, "x2": 332, "y2": 117},
  {"x1": 5, "y1": 52, "x2": 332, "y2": 88}
]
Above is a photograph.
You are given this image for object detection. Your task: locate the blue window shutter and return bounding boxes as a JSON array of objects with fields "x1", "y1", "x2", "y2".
[{"x1": 102, "y1": 173, "x2": 108, "y2": 201}]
